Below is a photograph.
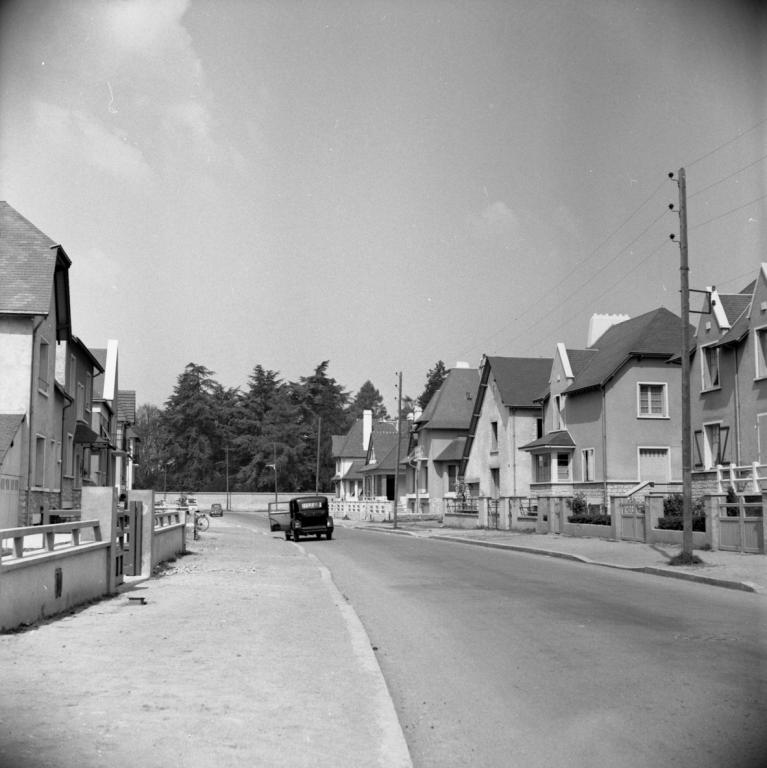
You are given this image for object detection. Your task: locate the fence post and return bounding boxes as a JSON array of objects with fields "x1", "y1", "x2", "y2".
[
  {"x1": 704, "y1": 495, "x2": 722, "y2": 551},
  {"x1": 611, "y1": 496, "x2": 621, "y2": 540}
]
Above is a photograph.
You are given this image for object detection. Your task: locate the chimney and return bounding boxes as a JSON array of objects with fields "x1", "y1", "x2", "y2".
[
  {"x1": 587, "y1": 313, "x2": 630, "y2": 347},
  {"x1": 362, "y1": 409, "x2": 373, "y2": 451}
]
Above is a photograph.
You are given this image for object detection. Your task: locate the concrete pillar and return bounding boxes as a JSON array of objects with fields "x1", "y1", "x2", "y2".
[
  {"x1": 81, "y1": 485, "x2": 118, "y2": 594},
  {"x1": 704, "y1": 494, "x2": 724, "y2": 551},
  {"x1": 128, "y1": 489, "x2": 157, "y2": 579}
]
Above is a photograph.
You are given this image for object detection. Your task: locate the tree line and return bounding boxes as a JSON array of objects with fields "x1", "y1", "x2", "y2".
[{"x1": 133, "y1": 360, "x2": 449, "y2": 494}]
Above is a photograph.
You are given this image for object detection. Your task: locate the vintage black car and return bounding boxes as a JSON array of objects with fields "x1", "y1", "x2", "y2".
[{"x1": 268, "y1": 495, "x2": 333, "y2": 541}]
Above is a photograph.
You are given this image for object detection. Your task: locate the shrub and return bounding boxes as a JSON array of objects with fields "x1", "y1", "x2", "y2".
[
  {"x1": 567, "y1": 514, "x2": 611, "y2": 526},
  {"x1": 656, "y1": 515, "x2": 706, "y2": 532}
]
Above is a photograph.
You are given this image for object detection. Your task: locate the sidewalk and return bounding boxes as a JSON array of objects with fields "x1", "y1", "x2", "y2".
[
  {"x1": 343, "y1": 520, "x2": 766, "y2": 594},
  {"x1": 0, "y1": 519, "x2": 412, "y2": 768}
]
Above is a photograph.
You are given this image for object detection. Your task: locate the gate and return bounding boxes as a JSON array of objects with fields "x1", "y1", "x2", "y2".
[
  {"x1": 719, "y1": 497, "x2": 764, "y2": 553},
  {"x1": 618, "y1": 498, "x2": 646, "y2": 542},
  {"x1": 117, "y1": 501, "x2": 143, "y2": 577},
  {"x1": 487, "y1": 499, "x2": 500, "y2": 529}
]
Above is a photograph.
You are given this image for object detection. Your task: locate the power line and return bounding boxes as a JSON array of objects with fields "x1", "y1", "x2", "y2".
[
  {"x1": 454, "y1": 179, "x2": 669, "y2": 359},
  {"x1": 686, "y1": 116, "x2": 767, "y2": 169},
  {"x1": 690, "y1": 192, "x2": 767, "y2": 231},
  {"x1": 486, "y1": 205, "x2": 672, "y2": 357},
  {"x1": 688, "y1": 153, "x2": 767, "y2": 199}
]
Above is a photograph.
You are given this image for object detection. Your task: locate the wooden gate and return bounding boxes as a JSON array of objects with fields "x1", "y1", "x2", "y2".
[
  {"x1": 719, "y1": 498, "x2": 764, "y2": 553},
  {"x1": 618, "y1": 498, "x2": 646, "y2": 542},
  {"x1": 118, "y1": 501, "x2": 143, "y2": 577}
]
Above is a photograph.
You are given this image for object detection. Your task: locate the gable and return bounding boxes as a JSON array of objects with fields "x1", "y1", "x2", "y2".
[{"x1": 416, "y1": 368, "x2": 479, "y2": 430}]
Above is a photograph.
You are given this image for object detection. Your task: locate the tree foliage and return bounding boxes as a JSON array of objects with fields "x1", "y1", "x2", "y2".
[
  {"x1": 134, "y1": 360, "x2": 362, "y2": 494},
  {"x1": 349, "y1": 380, "x2": 389, "y2": 421},
  {"x1": 417, "y1": 360, "x2": 448, "y2": 410}
]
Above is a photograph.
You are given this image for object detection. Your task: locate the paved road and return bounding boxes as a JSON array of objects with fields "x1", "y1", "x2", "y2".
[{"x1": 260, "y1": 518, "x2": 767, "y2": 768}]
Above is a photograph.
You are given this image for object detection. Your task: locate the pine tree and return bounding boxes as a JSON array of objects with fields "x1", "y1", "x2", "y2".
[
  {"x1": 417, "y1": 360, "x2": 448, "y2": 410},
  {"x1": 349, "y1": 380, "x2": 389, "y2": 420}
]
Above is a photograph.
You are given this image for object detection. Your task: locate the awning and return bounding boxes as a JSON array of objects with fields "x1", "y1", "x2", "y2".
[
  {"x1": 74, "y1": 422, "x2": 99, "y2": 444},
  {"x1": 520, "y1": 430, "x2": 575, "y2": 453},
  {"x1": 434, "y1": 437, "x2": 466, "y2": 462}
]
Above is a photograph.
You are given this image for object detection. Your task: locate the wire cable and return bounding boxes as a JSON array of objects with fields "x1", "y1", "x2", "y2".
[
  {"x1": 686, "y1": 116, "x2": 767, "y2": 170},
  {"x1": 688, "y1": 153, "x2": 767, "y2": 200},
  {"x1": 690, "y1": 192, "x2": 767, "y2": 231},
  {"x1": 454, "y1": 180, "x2": 669, "y2": 359}
]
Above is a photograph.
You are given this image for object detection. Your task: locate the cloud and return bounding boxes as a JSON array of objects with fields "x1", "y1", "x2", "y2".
[{"x1": 32, "y1": 100, "x2": 153, "y2": 185}]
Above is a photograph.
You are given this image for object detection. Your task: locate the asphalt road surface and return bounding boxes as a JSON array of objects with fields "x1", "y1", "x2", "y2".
[{"x1": 239, "y1": 512, "x2": 766, "y2": 768}]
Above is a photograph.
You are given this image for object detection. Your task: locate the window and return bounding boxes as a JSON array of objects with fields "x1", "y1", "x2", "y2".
[
  {"x1": 701, "y1": 345, "x2": 720, "y2": 390},
  {"x1": 34, "y1": 437, "x2": 45, "y2": 487},
  {"x1": 447, "y1": 464, "x2": 458, "y2": 493},
  {"x1": 699, "y1": 423, "x2": 730, "y2": 468},
  {"x1": 534, "y1": 454, "x2": 550, "y2": 483},
  {"x1": 65, "y1": 433, "x2": 74, "y2": 477},
  {"x1": 638, "y1": 383, "x2": 667, "y2": 418},
  {"x1": 84, "y1": 373, "x2": 92, "y2": 414},
  {"x1": 76, "y1": 382, "x2": 85, "y2": 420},
  {"x1": 536, "y1": 418, "x2": 543, "y2": 439},
  {"x1": 556, "y1": 452, "x2": 571, "y2": 482},
  {"x1": 490, "y1": 421, "x2": 498, "y2": 452},
  {"x1": 638, "y1": 447, "x2": 669, "y2": 483},
  {"x1": 38, "y1": 338, "x2": 49, "y2": 394},
  {"x1": 69, "y1": 353, "x2": 76, "y2": 393},
  {"x1": 756, "y1": 327, "x2": 767, "y2": 379},
  {"x1": 582, "y1": 448, "x2": 595, "y2": 482},
  {"x1": 554, "y1": 395, "x2": 566, "y2": 430}
]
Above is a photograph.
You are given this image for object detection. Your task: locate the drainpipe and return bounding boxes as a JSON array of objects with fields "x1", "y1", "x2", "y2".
[
  {"x1": 25, "y1": 316, "x2": 45, "y2": 525},
  {"x1": 601, "y1": 386, "x2": 608, "y2": 511},
  {"x1": 733, "y1": 346, "x2": 741, "y2": 465}
]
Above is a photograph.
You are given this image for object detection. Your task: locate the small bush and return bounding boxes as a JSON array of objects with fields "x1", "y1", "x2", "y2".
[
  {"x1": 656, "y1": 515, "x2": 706, "y2": 532},
  {"x1": 567, "y1": 514, "x2": 612, "y2": 526}
]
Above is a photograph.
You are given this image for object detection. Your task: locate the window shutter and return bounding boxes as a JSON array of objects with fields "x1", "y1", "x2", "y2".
[
  {"x1": 718, "y1": 426, "x2": 730, "y2": 466},
  {"x1": 693, "y1": 430, "x2": 703, "y2": 468}
]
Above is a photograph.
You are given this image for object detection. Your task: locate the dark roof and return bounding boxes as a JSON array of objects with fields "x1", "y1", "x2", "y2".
[
  {"x1": 117, "y1": 391, "x2": 136, "y2": 423},
  {"x1": 92, "y1": 349, "x2": 108, "y2": 399},
  {"x1": 416, "y1": 368, "x2": 479, "y2": 430},
  {"x1": 434, "y1": 437, "x2": 466, "y2": 462},
  {"x1": 332, "y1": 418, "x2": 396, "y2": 459},
  {"x1": 564, "y1": 308, "x2": 690, "y2": 395},
  {"x1": 718, "y1": 292, "x2": 752, "y2": 327},
  {"x1": 0, "y1": 202, "x2": 64, "y2": 314},
  {"x1": 485, "y1": 357, "x2": 552, "y2": 407},
  {"x1": 0, "y1": 414, "x2": 25, "y2": 464},
  {"x1": 361, "y1": 430, "x2": 408, "y2": 474},
  {"x1": 520, "y1": 430, "x2": 575, "y2": 452}
]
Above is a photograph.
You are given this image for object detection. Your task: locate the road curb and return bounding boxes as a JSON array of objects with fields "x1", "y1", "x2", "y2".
[
  {"x1": 358, "y1": 526, "x2": 760, "y2": 594},
  {"x1": 305, "y1": 551, "x2": 414, "y2": 768}
]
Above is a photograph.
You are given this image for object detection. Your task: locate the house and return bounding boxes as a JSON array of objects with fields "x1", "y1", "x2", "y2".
[
  {"x1": 0, "y1": 201, "x2": 73, "y2": 525},
  {"x1": 405, "y1": 365, "x2": 479, "y2": 515},
  {"x1": 691, "y1": 266, "x2": 767, "y2": 492},
  {"x1": 54, "y1": 334, "x2": 104, "y2": 510},
  {"x1": 89, "y1": 341, "x2": 119, "y2": 488},
  {"x1": 523, "y1": 308, "x2": 691, "y2": 510},
  {"x1": 332, "y1": 409, "x2": 383, "y2": 500},
  {"x1": 116, "y1": 390, "x2": 139, "y2": 496},
  {"x1": 359, "y1": 421, "x2": 406, "y2": 501},
  {"x1": 460, "y1": 356, "x2": 552, "y2": 510}
]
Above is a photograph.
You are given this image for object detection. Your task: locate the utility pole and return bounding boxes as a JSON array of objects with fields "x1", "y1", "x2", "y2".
[
  {"x1": 393, "y1": 371, "x2": 403, "y2": 529},
  {"x1": 315, "y1": 415, "x2": 321, "y2": 494},
  {"x1": 671, "y1": 168, "x2": 694, "y2": 559}
]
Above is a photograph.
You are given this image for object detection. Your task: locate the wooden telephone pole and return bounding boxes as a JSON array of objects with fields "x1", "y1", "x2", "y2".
[
  {"x1": 393, "y1": 371, "x2": 403, "y2": 529},
  {"x1": 673, "y1": 168, "x2": 694, "y2": 559}
]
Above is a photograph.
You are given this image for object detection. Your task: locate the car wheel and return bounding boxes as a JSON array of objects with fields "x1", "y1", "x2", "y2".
[
  {"x1": 327, "y1": 530, "x2": 333, "y2": 540},
  {"x1": 284, "y1": 531, "x2": 290, "y2": 540},
  {"x1": 293, "y1": 529, "x2": 300, "y2": 542}
]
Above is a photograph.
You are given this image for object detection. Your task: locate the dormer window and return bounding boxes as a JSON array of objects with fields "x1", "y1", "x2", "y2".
[{"x1": 701, "y1": 344, "x2": 720, "y2": 391}]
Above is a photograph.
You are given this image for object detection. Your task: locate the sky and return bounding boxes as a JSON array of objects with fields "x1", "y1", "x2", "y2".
[{"x1": 1, "y1": 0, "x2": 765, "y2": 414}]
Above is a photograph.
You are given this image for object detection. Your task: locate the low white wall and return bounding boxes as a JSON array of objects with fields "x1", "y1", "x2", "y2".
[
  {"x1": 152, "y1": 522, "x2": 186, "y2": 567},
  {"x1": 161, "y1": 491, "x2": 333, "y2": 512},
  {"x1": 0, "y1": 543, "x2": 111, "y2": 631}
]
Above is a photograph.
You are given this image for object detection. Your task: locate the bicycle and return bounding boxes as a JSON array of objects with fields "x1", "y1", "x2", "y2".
[{"x1": 193, "y1": 510, "x2": 209, "y2": 539}]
